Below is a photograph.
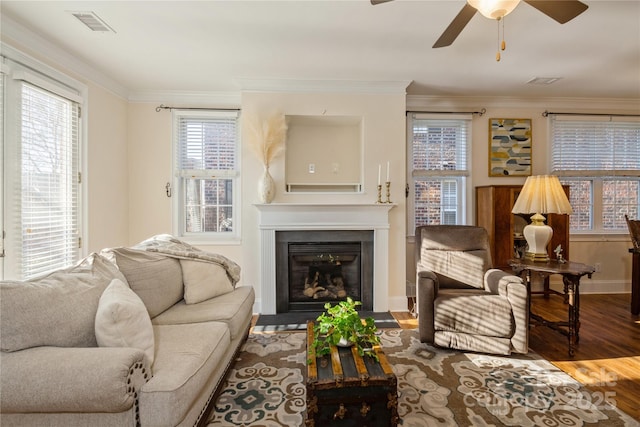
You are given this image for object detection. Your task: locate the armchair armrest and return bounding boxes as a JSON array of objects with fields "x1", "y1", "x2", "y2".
[
  {"x1": 416, "y1": 268, "x2": 439, "y2": 343},
  {"x1": 485, "y1": 268, "x2": 529, "y2": 353},
  {"x1": 484, "y1": 268, "x2": 522, "y2": 293},
  {"x1": 1, "y1": 346, "x2": 149, "y2": 413}
]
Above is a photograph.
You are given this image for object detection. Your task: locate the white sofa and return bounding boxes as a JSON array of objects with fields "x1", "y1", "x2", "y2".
[{"x1": 0, "y1": 235, "x2": 255, "y2": 427}]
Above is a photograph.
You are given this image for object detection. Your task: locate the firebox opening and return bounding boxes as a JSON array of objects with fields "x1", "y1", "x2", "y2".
[
  {"x1": 290, "y1": 243, "x2": 361, "y2": 303},
  {"x1": 276, "y1": 230, "x2": 374, "y2": 313}
]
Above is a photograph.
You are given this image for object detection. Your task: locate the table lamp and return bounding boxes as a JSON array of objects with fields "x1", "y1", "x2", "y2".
[{"x1": 511, "y1": 175, "x2": 573, "y2": 262}]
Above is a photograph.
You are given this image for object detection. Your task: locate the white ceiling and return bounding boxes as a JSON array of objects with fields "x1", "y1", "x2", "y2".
[{"x1": 1, "y1": 0, "x2": 639, "y2": 100}]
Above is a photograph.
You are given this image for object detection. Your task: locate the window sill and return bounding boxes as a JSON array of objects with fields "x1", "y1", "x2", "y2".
[
  {"x1": 570, "y1": 233, "x2": 632, "y2": 243},
  {"x1": 178, "y1": 234, "x2": 241, "y2": 246}
]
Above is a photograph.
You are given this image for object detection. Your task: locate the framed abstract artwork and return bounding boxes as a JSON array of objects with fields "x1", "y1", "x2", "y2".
[{"x1": 488, "y1": 118, "x2": 532, "y2": 177}]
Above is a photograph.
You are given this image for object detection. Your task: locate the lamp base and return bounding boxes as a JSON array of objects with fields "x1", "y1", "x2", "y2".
[
  {"x1": 524, "y1": 251, "x2": 550, "y2": 262},
  {"x1": 522, "y1": 213, "x2": 552, "y2": 262}
]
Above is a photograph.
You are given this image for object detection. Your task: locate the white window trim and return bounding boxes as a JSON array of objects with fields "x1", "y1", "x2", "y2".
[
  {"x1": 406, "y1": 113, "x2": 472, "y2": 236},
  {"x1": 2, "y1": 43, "x2": 88, "y2": 279},
  {"x1": 171, "y1": 109, "x2": 242, "y2": 245}
]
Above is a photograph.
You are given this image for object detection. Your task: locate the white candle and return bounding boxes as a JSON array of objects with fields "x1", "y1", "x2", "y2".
[
  {"x1": 386, "y1": 161, "x2": 390, "y2": 182},
  {"x1": 378, "y1": 164, "x2": 381, "y2": 186}
]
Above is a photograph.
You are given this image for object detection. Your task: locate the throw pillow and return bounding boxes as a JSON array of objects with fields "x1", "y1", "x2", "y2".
[
  {"x1": 181, "y1": 260, "x2": 234, "y2": 304},
  {"x1": 95, "y1": 278, "x2": 155, "y2": 368},
  {"x1": 0, "y1": 253, "x2": 126, "y2": 352},
  {"x1": 102, "y1": 247, "x2": 183, "y2": 318}
]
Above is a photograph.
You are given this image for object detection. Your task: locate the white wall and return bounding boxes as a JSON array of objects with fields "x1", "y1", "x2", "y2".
[
  {"x1": 86, "y1": 83, "x2": 129, "y2": 252},
  {"x1": 127, "y1": 104, "x2": 173, "y2": 244}
]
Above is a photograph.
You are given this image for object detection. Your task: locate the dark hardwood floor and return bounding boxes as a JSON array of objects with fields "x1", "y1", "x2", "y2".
[{"x1": 392, "y1": 293, "x2": 640, "y2": 421}]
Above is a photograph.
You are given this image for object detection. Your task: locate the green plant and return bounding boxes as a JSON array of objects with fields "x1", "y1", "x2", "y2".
[{"x1": 311, "y1": 297, "x2": 380, "y2": 361}]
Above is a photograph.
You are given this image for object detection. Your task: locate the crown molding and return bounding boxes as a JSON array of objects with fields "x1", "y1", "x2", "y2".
[
  {"x1": 235, "y1": 78, "x2": 411, "y2": 95},
  {"x1": 127, "y1": 90, "x2": 241, "y2": 106},
  {"x1": 407, "y1": 95, "x2": 640, "y2": 113},
  {"x1": 1, "y1": 14, "x2": 129, "y2": 99}
]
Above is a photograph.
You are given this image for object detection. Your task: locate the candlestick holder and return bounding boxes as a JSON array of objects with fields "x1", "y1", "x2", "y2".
[
  {"x1": 376, "y1": 184, "x2": 383, "y2": 204},
  {"x1": 385, "y1": 181, "x2": 392, "y2": 203}
]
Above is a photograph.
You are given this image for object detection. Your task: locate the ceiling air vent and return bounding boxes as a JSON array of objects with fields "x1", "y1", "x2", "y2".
[
  {"x1": 527, "y1": 77, "x2": 562, "y2": 85},
  {"x1": 70, "y1": 11, "x2": 115, "y2": 33}
]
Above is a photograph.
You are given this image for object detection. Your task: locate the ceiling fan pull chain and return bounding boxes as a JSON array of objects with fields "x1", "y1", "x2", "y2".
[
  {"x1": 501, "y1": 16, "x2": 507, "y2": 51},
  {"x1": 496, "y1": 18, "x2": 501, "y2": 61}
]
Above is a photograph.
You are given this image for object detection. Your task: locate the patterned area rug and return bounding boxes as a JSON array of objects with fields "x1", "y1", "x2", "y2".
[{"x1": 207, "y1": 329, "x2": 638, "y2": 426}]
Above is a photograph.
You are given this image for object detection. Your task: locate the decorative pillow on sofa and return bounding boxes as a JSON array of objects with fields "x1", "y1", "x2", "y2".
[
  {"x1": 181, "y1": 260, "x2": 234, "y2": 304},
  {"x1": 0, "y1": 253, "x2": 126, "y2": 352},
  {"x1": 102, "y1": 248, "x2": 183, "y2": 318},
  {"x1": 95, "y1": 278, "x2": 155, "y2": 367}
]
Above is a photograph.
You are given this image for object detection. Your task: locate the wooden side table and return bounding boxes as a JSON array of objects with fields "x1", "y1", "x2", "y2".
[
  {"x1": 630, "y1": 248, "x2": 640, "y2": 315},
  {"x1": 508, "y1": 258, "x2": 595, "y2": 356}
]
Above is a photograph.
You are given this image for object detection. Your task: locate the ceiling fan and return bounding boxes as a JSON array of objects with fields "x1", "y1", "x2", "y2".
[{"x1": 371, "y1": 0, "x2": 588, "y2": 50}]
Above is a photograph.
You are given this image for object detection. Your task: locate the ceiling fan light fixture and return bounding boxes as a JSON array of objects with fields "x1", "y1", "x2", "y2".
[{"x1": 467, "y1": 0, "x2": 521, "y2": 19}]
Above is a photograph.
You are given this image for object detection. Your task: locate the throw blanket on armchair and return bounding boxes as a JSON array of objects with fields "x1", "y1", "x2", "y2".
[{"x1": 133, "y1": 234, "x2": 241, "y2": 286}]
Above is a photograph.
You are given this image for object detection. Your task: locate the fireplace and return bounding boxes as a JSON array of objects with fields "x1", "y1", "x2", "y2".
[
  {"x1": 255, "y1": 203, "x2": 395, "y2": 315},
  {"x1": 276, "y1": 230, "x2": 374, "y2": 312}
]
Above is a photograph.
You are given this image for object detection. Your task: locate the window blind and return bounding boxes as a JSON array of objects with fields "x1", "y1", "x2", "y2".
[
  {"x1": 16, "y1": 82, "x2": 80, "y2": 279},
  {"x1": 176, "y1": 112, "x2": 238, "y2": 178},
  {"x1": 551, "y1": 116, "x2": 640, "y2": 177},
  {"x1": 411, "y1": 115, "x2": 470, "y2": 177}
]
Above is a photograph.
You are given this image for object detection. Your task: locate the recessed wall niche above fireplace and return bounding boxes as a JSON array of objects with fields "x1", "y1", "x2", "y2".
[
  {"x1": 276, "y1": 230, "x2": 374, "y2": 312},
  {"x1": 284, "y1": 115, "x2": 363, "y2": 193}
]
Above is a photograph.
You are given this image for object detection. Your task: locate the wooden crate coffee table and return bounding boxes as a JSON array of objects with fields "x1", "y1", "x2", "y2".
[{"x1": 305, "y1": 321, "x2": 399, "y2": 427}]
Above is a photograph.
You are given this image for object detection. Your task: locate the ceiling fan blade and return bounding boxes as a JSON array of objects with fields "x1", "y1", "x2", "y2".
[
  {"x1": 433, "y1": 3, "x2": 477, "y2": 48},
  {"x1": 370, "y1": 0, "x2": 393, "y2": 4},
  {"x1": 524, "y1": 0, "x2": 588, "y2": 24}
]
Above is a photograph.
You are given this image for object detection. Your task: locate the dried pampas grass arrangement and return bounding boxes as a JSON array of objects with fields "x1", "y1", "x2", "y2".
[{"x1": 245, "y1": 112, "x2": 288, "y2": 169}]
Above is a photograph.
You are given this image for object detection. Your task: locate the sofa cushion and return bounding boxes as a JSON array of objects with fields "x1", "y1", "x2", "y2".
[
  {"x1": 139, "y1": 322, "x2": 230, "y2": 426},
  {"x1": 152, "y1": 285, "x2": 254, "y2": 340},
  {"x1": 0, "y1": 253, "x2": 125, "y2": 352},
  {"x1": 103, "y1": 248, "x2": 183, "y2": 318},
  {"x1": 95, "y1": 278, "x2": 155, "y2": 367},
  {"x1": 181, "y1": 259, "x2": 234, "y2": 304}
]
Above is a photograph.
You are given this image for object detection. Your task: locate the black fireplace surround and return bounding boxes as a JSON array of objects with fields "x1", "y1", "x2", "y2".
[{"x1": 275, "y1": 230, "x2": 374, "y2": 312}]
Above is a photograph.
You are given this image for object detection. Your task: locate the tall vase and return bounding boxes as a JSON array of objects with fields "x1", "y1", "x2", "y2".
[{"x1": 258, "y1": 166, "x2": 275, "y2": 204}]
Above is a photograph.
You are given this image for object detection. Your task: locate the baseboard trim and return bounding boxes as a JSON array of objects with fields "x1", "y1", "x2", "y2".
[{"x1": 548, "y1": 279, "x2": 631, "y2": 294}]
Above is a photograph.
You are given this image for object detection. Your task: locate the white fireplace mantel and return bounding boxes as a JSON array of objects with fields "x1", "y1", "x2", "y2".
[{"x1": 255, "y1": 203, "x2": 395, "y2": 314}]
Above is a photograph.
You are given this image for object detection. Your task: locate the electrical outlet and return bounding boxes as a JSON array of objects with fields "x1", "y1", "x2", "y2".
[
  {"x1": 308, "y1": 163, "x2": 315, "y2": 174},
  {"x1": 594, "y1": 263, "x2": 601, "y2": 272},
  {"x1": 332, "y1": 162, "x2": 339, "y2": 174}
]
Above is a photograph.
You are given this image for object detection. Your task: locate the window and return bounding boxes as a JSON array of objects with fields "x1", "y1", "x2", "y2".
[
  {"x1": 2, "y1": 51, "x2": 84, "y2": 280},
  {"x1": 551, "y1": 115, "x2": 640, "y2": 232},
  {"x1": 173, "y1": 110, "x2": 240, "y2": 242},
  {"x1": 407, "y1": 113, "x2": 470, "y2": 233}
]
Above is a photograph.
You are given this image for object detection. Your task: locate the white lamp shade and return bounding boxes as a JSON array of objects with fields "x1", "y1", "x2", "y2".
[
  {"x1": 467, "y1": 0, "x2": 521, "y2": 19},
  {"x1": 511, "y1": 175, "x2": 573, "y2": 215}
]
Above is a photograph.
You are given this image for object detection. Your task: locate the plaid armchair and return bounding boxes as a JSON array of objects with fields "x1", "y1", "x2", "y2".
[{"x1": 415, "y1": 225, "x2": 529, "y2": 355}]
